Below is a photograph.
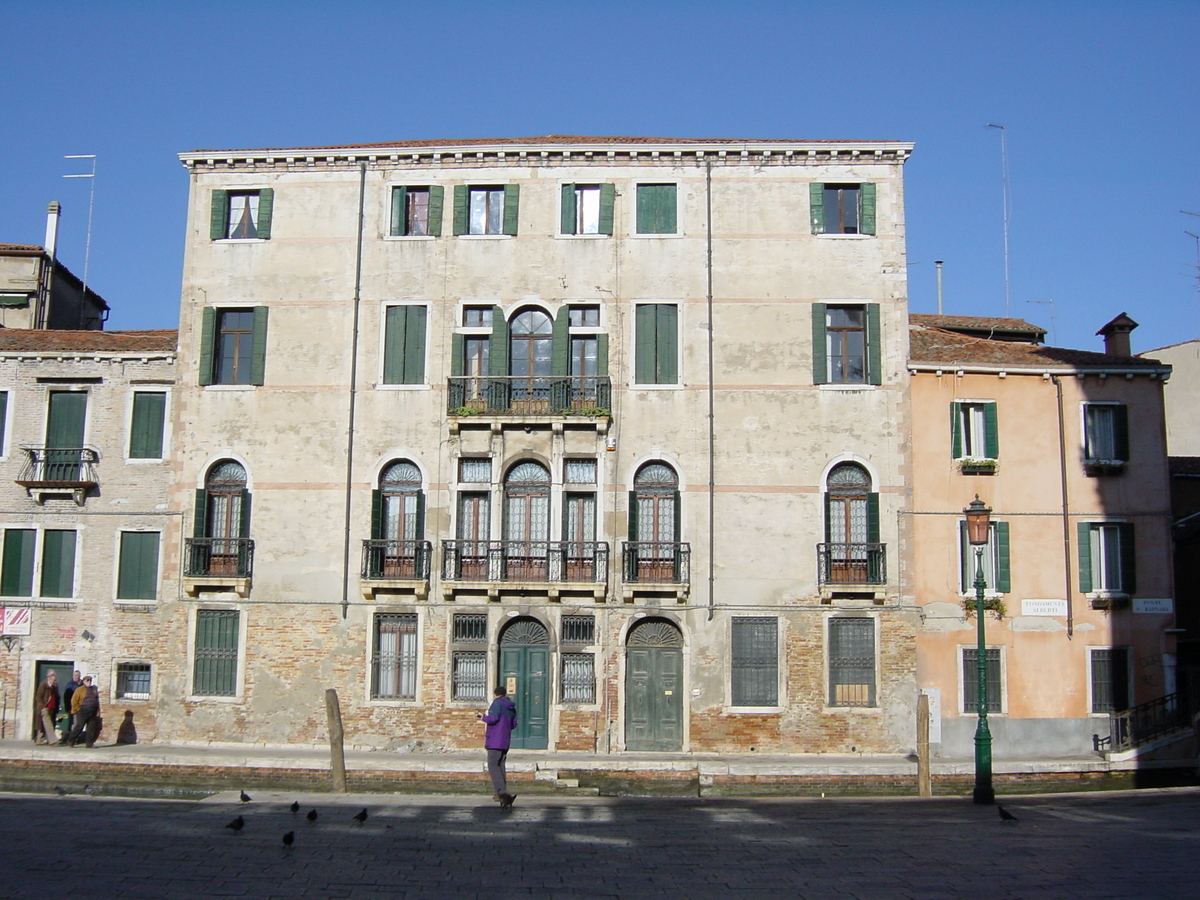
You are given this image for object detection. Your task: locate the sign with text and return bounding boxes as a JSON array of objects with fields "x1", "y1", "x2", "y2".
[
  {"x1": 2, "y1": 607, "x2": 31, "y2": 635},
  {"x1": 1133, "y1": 598, "x2": 1173, "y2": 614},
  {"x1": 1022, "y1": 599, "x2": 1068, "y2": 617}
]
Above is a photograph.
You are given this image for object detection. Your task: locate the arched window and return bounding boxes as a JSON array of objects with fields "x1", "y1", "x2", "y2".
[
  {"x1": 374, "y1": 460, "x2": 424, "y2": 542},
  {"x1": 627, "y1": 462, "x2": 682, "y2": 583},
  {"x1": 193, "y1": 460, "x2": 249, "y2": 577},
  {"x1": 504, "y1": 461, "x2": 550, "y2": 579},
  {"x1": 823, "y1": 462, "x2": 879, "y2": 583},
  {"x1": 509, "y1": 309, "x2": 553, "y2": 404}
]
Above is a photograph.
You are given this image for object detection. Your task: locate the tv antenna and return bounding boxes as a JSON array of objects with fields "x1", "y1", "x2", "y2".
[
  {"x1": 987, "y1": 124, "x2": 1012, "y2": 316},
  {"x1": 63, "y1": 155, "x2": 97, "y2": 317}
]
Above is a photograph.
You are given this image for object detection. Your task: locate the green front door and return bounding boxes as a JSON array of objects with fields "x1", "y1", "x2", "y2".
[
  {"x1": 33, "y1": 660, "x2": 73, "y2": 741},
  {"x1": 625, "y1": 619, "x2": 684, "y2": 752},
  {"x1": 498, "y1": 618, "x2": 549, "y2": 750},
  {"x1": 46, "y1": 391, "x2": 87, "y2": 480}
]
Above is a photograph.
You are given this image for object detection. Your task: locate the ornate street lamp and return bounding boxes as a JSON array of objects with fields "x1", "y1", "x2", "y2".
[{"x1": 964, "y1": 494, "x2": 995, "y2": 805}]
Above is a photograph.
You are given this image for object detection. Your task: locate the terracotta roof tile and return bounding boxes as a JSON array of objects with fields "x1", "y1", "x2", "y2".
[
  {"x1": 909, "y1": 325, "x2": 1164, "y2": 369},
  {"x1": 0, "y1": 329, "x2": 177, "y2": 353},
  {"x1": 909, "y1": 314, "x2": 1045, "y2": 336},
  {"x1": 0, "y1": 243, "x2": 46, "y2": 255}
]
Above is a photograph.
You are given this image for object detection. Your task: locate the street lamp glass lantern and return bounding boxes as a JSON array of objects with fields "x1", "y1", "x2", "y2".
[{"x1": 964, "y1": 495, "x2": 992, "y2": 546}]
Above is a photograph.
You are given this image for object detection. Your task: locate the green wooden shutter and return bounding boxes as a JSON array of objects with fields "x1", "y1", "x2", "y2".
[
  {"x1": 249, "y1": 306, "x2": 269, "y2": 386},
  {"x1": 551, "y1": 309, "x2": 570, "y2": 377},
  {"x1": 636, "y1": 184, "x2": 677, "y2": 234},
  {"x1": 809, "y1": 183, "x2": 825, "y2": 234},
  {"x1": 995, "y1": 521, "x2": 1011, "y2": 593},
  {"x1": 866, "y1": 304, "x2": 882, "y2": 385},
  {"x1": 866, "y1": 493, "x2": 880, "y2": 544},
  {"x1": 390, "y1": 186, "x2": 407, "y2": 236},
  {"x1": 488, "y1": 306, "x2": 509, "y2": 376},
  {"x1": 210, "y1": 190, "x2": 229, "y2": 240},
  {"x1": 951, "y1": 403, "x2": 964, "y2": 458},
  {"x1": 0, "y1": 391, "x2": 7, "y2": 450},
  {"x1": 811, "y1": 303, "x2": 828, "y2": 384},
  {"x1": 984, "y1": 402, "x2": 1000, "y2": 459},
  {"x1": 40, "y1": 529, "x2": 76, "y2": 599},
  {"x1": 427, "y1": 185, "x2": 444, "y2": 236},
  {"x1": 596, "y1": 333, "x2": 609, "y2": 377},
  {"x1": 1118, "y1": 522, "x2": 1136, "y2": 593},
  {"x1": 239, "y1": 490, "x2": 252, "y2": 539},
  {"x1": 599, "y1": 183, "x2": 616, "y2": 235},
  {"x1": 404, "y1": 306, "x2": 427, "y2": 384},
  {"x1": 672, "y1": 490, "x2": 682, "y2": 542},
  {"x1": 502, "y1": 184, "x2": 520, "y2": 235},
  {"x1": 1, "y1": 528, "x2": 36, "y2": 596},
  {"x1": 371, "y1": 490, "x2": 383, "y2": 540},
  {"x1": 198, "y1": 307, "x2": 216, "y2": 386},
  {"x1": 560, "y1": 184, "x2": 577, "y2": 235},
  {"x1": 658, "y1": 305, "x2": 679, "y2": 384},
  {"x1": 382, "y1": 306, "x2": 405, "y2": 384},
  {"x1": 451, "y1": 333, "x2": 465, "y2": 377},
  {"x1": 452, "y1": 185, "x2": 469, "y2": 235},
  {"x1": 1114, "y1": 404, "x2": 1130, "y2": 462},
  {"x1": 193, "y1": 489, "x2": 208, "y2": 539},
  {"x1": 635, "y1": 305, "x2": 656, "y2": 384},
  {"x1": 415, "y1": 492, "x2": 425, "y2": 538},
  {"x1": 130, "y1": 392, "x2": 166, "y2": 459},
  {"x1": 47, "y1": 391, "x2": 87, "y2": 448},
  {"x1": 959, "y1": 522, "x2": 970, "y2": 593},
  {"x1": 859, "y1": 183, "x2": 876, "y2": 235},
  {"x1": 627, "y1": 491, "x2": 638, "y2": 539},
  {"x1": 1077, "y1": 522, "x2": 1093, "y2": 592},
  {"x1": 255, "y1": 188, "x2": 274, "y2": 239},
  {"x1": 117, "y1": 532, "x2": 159, "y2": 601}
]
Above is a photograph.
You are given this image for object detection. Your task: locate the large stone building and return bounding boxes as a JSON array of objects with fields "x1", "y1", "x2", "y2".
[{"x1": 160, "y1": 136, "x2": 919, "y2": 753}]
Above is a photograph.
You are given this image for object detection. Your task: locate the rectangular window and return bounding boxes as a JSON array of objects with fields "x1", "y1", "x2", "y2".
[
  {"x1": 561, "y1": 653, "x2": 596, "y2": 703},
  {"x1": 381, "y1": 305, "x2": 428, "y2": 385},
  {"x1": 452, "y1": 650, "x2": 487, "y2": 701},
  {"x1": 463, "y1": 306, "x2": 493, "y2": 328},
  {"x1": 636, "y1": 184, "x2": 677, "y2": 234},
  {"x1": 458, "y1": 458, "x2": 492, "y2": 484},
  {"x1": 561, "y1": 614, "x2": 595, "y2": 644},
  {"x1": 390, "y1": 186, "x2": 443, "y2": 237},
  {"x1": 1090, "y1": 648, "x2": 1131, "y2": 713},
  {"x1": 810, "y1": 183, "x2": 876, "y2": 235},
  {"x1": 952, "y1": 401, "x2": 999, "y2": 460},
  {"x1": 564, "y1": 459, "x2": 597, "y2": 484},
  {"x1": 129, "y1": 391, "x2": 167, "y2": 459},
  {"x1": 210, "y1": 189, "x2": 273, "y2": 240},
  {"x1": 1079, "y1": 522, "x2": 1135, "y2": 594},
  {"x1": 454, "y1": 185, "x2": 519, "y2": 236},
  {"x1": 568, "y1": 305, "x2": 601, "y2": 328},
  {"x1": 1, "y1": 528, "x2": 35, "y2": 597},
  {"x1": 731, "y1": 617, "x2": 779, "y2": 707},
  {"x1": 959, "y1": 521, "x2": 1010, "y2": 594},
  {"x1": 193, "y1": 609, "x2": 240, "y2": 697},
  {"x1": 561, "y1": 184, "x2": 615, "y2": 235},
  {"x1": 371, "y1": 613, "x2": 418, "y2": 700},
  {"x1": 962, "y1": 648, "x2": 1002, "y2": 713},
  {"x1": 116, "y1": 663, "x2": 151, "y2": 700},
  {"x1": 453, "y1": 613, "x2": 488, "y2": 643},
  {"x1": 828, "y1": 617, "x2": 875, "y2": 707},
  {"x1": 39, "y1": 530, "x2": 76, "y2": 599},
  {"x1": 117, "y1": 531, "x2": 160, "y2": 601},
  {"x1": 1083, "y1": 403, "x2": 1129, "y2": 464},
  {"x1": 634, "y1": 304, "x2": 678, "y2": 385},
  {"x1": 811, "y1": 303, "x2": 881, "y2": 385},
  {"x1": 199, "y1": 307, "x2": 269, "y2": 386},
  {"x1": 1, "y1": 529, "x2": 79, "y2": 599}
]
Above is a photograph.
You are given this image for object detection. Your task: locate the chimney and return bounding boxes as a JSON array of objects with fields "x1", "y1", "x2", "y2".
[
  {"x1": 1096, "y1": 312, "x2": 1138, "y2": 357},
  {"x1": 44, "y1": 201, "x2": 61, "y2": 259}
]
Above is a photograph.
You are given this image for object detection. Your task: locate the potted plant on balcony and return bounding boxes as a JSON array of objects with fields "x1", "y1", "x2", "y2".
[{"x1": 958, "y1": 457, "x2": 998, "y2": 475}]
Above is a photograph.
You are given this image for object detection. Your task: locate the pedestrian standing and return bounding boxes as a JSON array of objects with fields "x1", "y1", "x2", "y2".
[
  {"x1": 478, "y1": 686, "x2": 517, "y2": 805},
  {"x1": 67, "y1": 676, "x2": 100, "y2": 748},
  {"x1": 63, "y1": 670, "x2": 82, "y2": 737},
  {"x1": 33, "y1": 671, "x2": 60, "y2": 745}
]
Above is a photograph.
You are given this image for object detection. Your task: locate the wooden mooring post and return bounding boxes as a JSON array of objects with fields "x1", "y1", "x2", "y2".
[
  {"x1": 325, "y1": 688, "x2": 347, "y2": 793},
  {"x1": 917, "y1": 692, "x2": 932, "y2": 797}
]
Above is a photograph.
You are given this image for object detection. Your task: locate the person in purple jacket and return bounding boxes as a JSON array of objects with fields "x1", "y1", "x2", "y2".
[{"x1": 478, "y1": 685, "x2": 518, "y2": 806}]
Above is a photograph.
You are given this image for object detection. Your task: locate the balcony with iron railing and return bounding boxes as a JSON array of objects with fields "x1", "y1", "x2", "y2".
[
  {"x1": 15, "y1": 447, "x2": 100, "y2": 504},
  {"x1": 817, "y1": 543, "x2": 887, "y2": 589},
  {"x1": 183, "y1": 538, "x2": 255, "y2": 597},
  {"x1": 621, "y1": 541, "x2": 690, "y2": 601},
  {"x1": 446, "y1": 376, "x2": 611, "y2": 422},
  {"x1": 361, "y1": 539, "x2": 433, "y2": 599},
  {"x1": 441, "y1": 540, "x2": 608, "y2": 599}
]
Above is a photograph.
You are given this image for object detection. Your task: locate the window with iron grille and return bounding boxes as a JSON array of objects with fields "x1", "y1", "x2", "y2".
[
  {"x1": 564, "y1": 459, "x2": 597, "y2": 484},
  {"x1": 561, "y1": 615, "x2": 595, "y2": 645},
  {"x1": 1090, "y1": 648, "x2": 1130, "y2": 713},
  {"x1": 452, "y1": 650, "x2": 487, "y2": 701},
  {"x1": 731, "y1": 617, "x2": 778, "y2": 707},
  {"x1": 193, "y1": 609, "x2": 239, "y2": 697},
  {"x1": 458, "y1": 458, "x2": 491, "y2": 484},
  {"x1": 962, "y1": 648, "x2": 1002, "y2": 714},
  {"x1": 371, "y1": 614, "x2": 418, "y2": 700},
  {"x1": 561, "y1": 653, "x2": 596, "y2": 703},
  {"x1": 453, "y1": 613, "x2": 488, "y2": 643},
  {"x1": 116, "y1": 663, "x2": 151, "y2": 700},
  {"x1": 828, "y1": 617, "x2": 876, "y2": 707}
]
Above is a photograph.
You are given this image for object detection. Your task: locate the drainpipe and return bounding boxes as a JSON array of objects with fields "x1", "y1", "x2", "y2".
[
  {"x1": 340, "y1": 163, "x2": 368, "y2": 619},
  {"x1": 705, "y1": 161, "x2": 716, "y2": 621},
  {"x1": 1052, "y1": 375, "x2": 1074, "y2": 638}
]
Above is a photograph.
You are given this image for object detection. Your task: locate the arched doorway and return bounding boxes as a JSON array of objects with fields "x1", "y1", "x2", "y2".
[
  {"x1": 625, "y1": 618, "x2": 684, "y2": 751},
  {"x1": 628, "y1": 462, "x2": 681, "y2": 583},
  {"x1": 504, "y1": 461, "x2": 550, "y2": 581},
  {"x1": 372, "y1": 460, "x2": 424, "y2": 577},
  {"x1": 498, "y1": 617, "x2": 550, "y2": 749},
  {"x1": 196, "y1": 460, "x2": 249, "y2": 576}
]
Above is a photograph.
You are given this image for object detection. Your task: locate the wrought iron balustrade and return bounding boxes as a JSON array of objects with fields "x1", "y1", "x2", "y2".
[
  {"x1": 16, "y1": 447, "x2": 100, "y2": 487},
  {"x1": 184, "y1": 538, "x2": 255, "y2": 579},
  {"x1": 361, "y1": 539, "x2": 433, "y2": 580},
  {"x1": 442, "y1": 540, "x2": 608, "y2": 583},
  {"x1": 817, "y1": 542, "x2": 887, "y2": 585},
  {"x1": 447, "y1": 375, "x2": 611, "y2": 416},
  {"x1": 1109, "y1": 690, "x2": 1199, "y2": 752},
  {"x1": 621, "y1": 542, "x2": 691, "y2": 584}
]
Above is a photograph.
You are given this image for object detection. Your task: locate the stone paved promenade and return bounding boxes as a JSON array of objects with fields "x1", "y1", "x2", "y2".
[{"x1": 1, "y1": 787, "x2": 1197, "y2": 899}]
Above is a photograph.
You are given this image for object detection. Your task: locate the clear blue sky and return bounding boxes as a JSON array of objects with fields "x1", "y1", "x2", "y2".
[{"x1": 3, "y1": 1, "x2": 1197, "y2": 354}]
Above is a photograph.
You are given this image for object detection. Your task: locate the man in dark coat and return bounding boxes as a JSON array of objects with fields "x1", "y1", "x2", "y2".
[
  {"x1": 478, "y1": 686, "x2": 518, "y2": 804},
  {"x1": 67, "y1": 676, "x2": 100, "y2": 748},
  {"x1": 33, "y1": 671, "x2": 60, "y2": 745}
]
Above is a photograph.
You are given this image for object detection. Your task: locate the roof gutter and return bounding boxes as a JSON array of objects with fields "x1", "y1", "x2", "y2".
[{"x1": 907, "y1": 362, "x2": 1171, "y2": 379}]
